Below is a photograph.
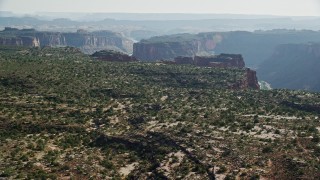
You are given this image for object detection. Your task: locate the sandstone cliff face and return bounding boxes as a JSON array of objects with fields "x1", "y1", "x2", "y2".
[
  {"x1": 35, "y1": 33, "x2": 66, "y2": 47},
  {"x1": 230, "y1": 68, "x2": 260, "y2": 90},
  {"x1": 0, "y1": 36, "x2": 40, "y2": 47},
  {"x1": 0, "y1": 28, "x2": 134, "y2": 54},
  {"x1": 133, "y1": 33, "x2": 221, "y2": 61},
  {"x1": 133, "y1": 41, "x2": 198, "y2": 61},
  {"x1": 229, "y1": 68, "x2": 259, "y2": 90},
  {"x1": 245, "y1": 68, "x2": 260, "y2": 90},
  {"x1": 63, "y1": 31, "x2": 132, "y2": 54},
  {"x1": 0, "y1": 37, "x2": 23, "y2": 46}
]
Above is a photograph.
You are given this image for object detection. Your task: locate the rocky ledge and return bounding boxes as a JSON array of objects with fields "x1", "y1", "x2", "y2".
[
  {"x1": 91, "y1": 50, "x2": 137, "y2": 62},
  {"x1": 172, "y1": 54, "x2": 259, "y2": 89},
  {"x1": 174, "y1": 54, "x2": 245, "y2": 68}
]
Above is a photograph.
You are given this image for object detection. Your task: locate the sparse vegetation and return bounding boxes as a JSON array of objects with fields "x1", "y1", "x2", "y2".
[{"x1": 0, "y1": 46, "x2": 319, "y2": 179}]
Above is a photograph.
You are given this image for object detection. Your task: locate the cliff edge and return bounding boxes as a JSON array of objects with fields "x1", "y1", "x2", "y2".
[{"x1": 0, "y1": 27, "x2": 134, "y2": 54}]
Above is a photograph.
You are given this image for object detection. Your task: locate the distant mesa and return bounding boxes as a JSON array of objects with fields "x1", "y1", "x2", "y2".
[
  {"x1": 133, "y1": 30, "x2": 320, "y2": 69},
  {"x1": 133, "y1": 32, "x2": 221, "y2": 61},
  {"x1": 0, "y1": 27, "x2": 134, "y2": 54},
  {"x1": 91, "y1": 50, "x2": 137, "y2": 62}
]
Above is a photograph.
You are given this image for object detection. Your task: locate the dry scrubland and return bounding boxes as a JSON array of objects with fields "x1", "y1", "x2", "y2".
[{"x1": 0, "y1": 46, "x2": 319, "y2": 179}]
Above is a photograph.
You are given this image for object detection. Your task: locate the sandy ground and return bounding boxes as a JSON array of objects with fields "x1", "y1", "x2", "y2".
[{"x1": 119, "y1": 162, "x2": 138, "y2": 177}]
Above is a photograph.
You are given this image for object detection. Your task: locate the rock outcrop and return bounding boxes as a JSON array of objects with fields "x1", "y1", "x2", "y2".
[
  {"x1": 91, "y1": 50, "x2": 137, "y2": 62},
  {"x1": 0, "y1": 27, "x2": 134, "y2": 54},
  {"x1": 172, "y1": 54, "x2": 259, "y2": 89},
  {"x1": 229, "y1": 68, "x2": 259, "y2": 90},
  {"x1": 194, "y1": 54, "x2": 245, "y2": 68},
  {"x1": 245, "y1": 68, "x2": 260, "y2": 90},
  {"x1": 173, "y1": 54, "x2": 245, "y2": 68}
]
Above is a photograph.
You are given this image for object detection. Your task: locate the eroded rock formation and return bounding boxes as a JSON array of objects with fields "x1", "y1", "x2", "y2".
[
  {"x1": 91, "y1": 50, "x2": 137, "y2": 62},
  {"x1": 0, "y1": 27, "x2": 134, "y2": 54},
  {"x1": 133, "y1": 33, "x2": 222, "y2": 61}
]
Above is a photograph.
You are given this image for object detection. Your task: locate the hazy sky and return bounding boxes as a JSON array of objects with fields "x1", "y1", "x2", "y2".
[{"x1": 1, "y1": 0, "x2": 320, "y2": 16}]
